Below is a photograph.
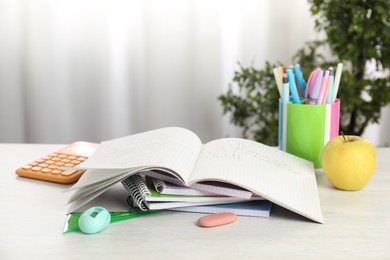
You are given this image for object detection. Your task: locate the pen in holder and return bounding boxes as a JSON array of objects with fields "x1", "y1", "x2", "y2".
[{"x1": 278, "y1": 98, "x2": 340, "y2": 168}]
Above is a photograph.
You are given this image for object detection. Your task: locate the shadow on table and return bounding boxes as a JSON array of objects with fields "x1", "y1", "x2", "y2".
[{"x1": 271, "y1": 204, "x2": 320, "y2": 224}]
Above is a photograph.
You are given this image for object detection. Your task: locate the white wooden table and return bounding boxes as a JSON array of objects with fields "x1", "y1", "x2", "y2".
[{"x1": 1, "y1": 144, "x2": 389, "y2": 259}]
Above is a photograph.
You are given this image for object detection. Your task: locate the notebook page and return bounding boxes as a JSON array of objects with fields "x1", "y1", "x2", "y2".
[
  {"x1": 73, "y1": 182, "x2": 131, "y2": 212},
  {"x1": 189, "y1": 138, "x2": 323, "y2": 223},
  {"x1": 67, "y1": 181, "x2": 119, "y2": 213},
  {"x1": 75, "y1": 127, "x2": 203, "y2": 184},
  {"x1": 68, "y1": 168, "x2": 141, "y2": 191},
  {"x1": 68, "y1": 169, "x2": 139, "y2": 203},
  {"x1": 67, "y1": 169, "x2": 141, "y2": 212},
  {"x1": 169, "y1": 200, "x2": 272, "y2": 217}
]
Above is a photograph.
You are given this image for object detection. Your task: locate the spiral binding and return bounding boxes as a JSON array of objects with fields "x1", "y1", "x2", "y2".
[
  {"x1": 121, "y1": 174, "x2": 150, "y2": 211},
  {"x1": 150, "y1": 177, "x2": 164, "y2": 193},
  {"x1": 127, "y1": 196, "x2": 145, "y2": 211}
]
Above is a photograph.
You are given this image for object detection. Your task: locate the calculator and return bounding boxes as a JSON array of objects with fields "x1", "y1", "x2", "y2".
[{"x1": 16, "y1": 141, "x2": 98, "y2": 184}]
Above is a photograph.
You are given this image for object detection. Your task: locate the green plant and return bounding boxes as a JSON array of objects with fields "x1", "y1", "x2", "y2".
[
  {"x1": 218, "y1": 0, "x2": 390, "y2": 145},
  {"x1": 218, "y1": 62, "x2": 280, "y2": 145}
]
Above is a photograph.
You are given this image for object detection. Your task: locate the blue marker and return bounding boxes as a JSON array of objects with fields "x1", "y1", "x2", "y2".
[
  {"x1": 293, "y1": 64, "x2": 307, "y2": 97},
  {"x1": 286, "y1": 69, "x2": 300, "y2": 104}
]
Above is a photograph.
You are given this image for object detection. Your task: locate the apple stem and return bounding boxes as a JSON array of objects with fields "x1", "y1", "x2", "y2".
[{"x1": 340, "y1": 131, "x2": 347, "y2": 142}]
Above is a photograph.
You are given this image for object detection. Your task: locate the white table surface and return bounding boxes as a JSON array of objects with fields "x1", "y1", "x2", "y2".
[{"x1": 1, "y1": 144, "x2": 389, "y2": 259}]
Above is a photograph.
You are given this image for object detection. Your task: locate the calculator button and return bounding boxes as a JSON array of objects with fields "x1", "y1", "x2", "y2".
[
  {"x1": 52, "y1": 157, "x2": 61, "y2": 161},
  {"x1": 68, "y1": 155, "x2": 77, "y2": 160},
  {"x1": 61, "y1": 159, "x2": 71, "y2": 163},
  {"x1": 51, "y1": 169, "x2": 62, "y2": 175},
  {"x1": 64, "y1": 163, "x2": 75, "y2": 167},
  {"x1": 46, "y1": 160, "x2": 54, "y2": 164},
  {"x1": 54, "y1": 161, "x2": 65, "y2": 166},
  {"x1": 32, "y1": 166, "x2": 41, "y2": 171},
  {"x1": 29, "y1": 162, "x2": 39, "y2": 166},
  {"x1": 22, "y1": 165, "x2": 32, "y2": 170},
  {"x1": 41, "y1": 168, "x2": 51, "y2": 173},
  {"x1": 61, "y1": 170, "x2": 77, "y2": 176},
  {"x1": 71, "y1": 160, "x2": 81, "y2": 164},
  {"x1": 77, "y1": 157, "x2": 87, "y2": 161},
  {"x1": 38, "y1": 163, "x2": 48, "y2": 167}
]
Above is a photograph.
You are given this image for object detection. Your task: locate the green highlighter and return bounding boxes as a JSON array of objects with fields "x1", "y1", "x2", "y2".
[{"x1": 63, "y1": 210, "x2": 163, "y2": 234}]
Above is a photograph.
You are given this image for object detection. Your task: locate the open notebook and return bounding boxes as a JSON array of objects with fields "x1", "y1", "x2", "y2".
[{"x1": 67, "y1": 127, "x2": 324, "y2": 223}]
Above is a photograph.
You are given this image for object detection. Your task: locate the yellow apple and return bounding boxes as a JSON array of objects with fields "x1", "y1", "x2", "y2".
[{"x1": 322, "y1": 134, "x2": 376, "y2": 191}]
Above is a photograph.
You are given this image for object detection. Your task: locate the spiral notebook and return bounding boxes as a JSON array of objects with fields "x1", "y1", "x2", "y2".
[
  {"x1": 144, "y1": 171, "x2": 254, "y2": 199},
  {"x1": 121, "y1": 174, "x2": 263, "y2": 211},
  {"x1": 149, "y1": 177, "x2": 217, "y2": 196}
]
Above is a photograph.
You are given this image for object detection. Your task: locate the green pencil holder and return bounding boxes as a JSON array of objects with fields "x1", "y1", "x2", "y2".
[{"x1": 278, "y1": 98, "x2": 340, "y2": 168}]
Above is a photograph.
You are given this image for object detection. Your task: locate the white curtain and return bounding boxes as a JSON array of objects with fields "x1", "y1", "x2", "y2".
[{"x1": 0, "y1": 0, "x2": 388, "y2": 145}]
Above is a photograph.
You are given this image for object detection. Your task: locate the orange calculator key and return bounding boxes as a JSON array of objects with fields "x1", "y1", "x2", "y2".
[{"x1": 15, "y1": 141, "x2": 98, "y2": 184}]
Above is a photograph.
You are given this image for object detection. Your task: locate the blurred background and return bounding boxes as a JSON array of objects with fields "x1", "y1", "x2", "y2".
[{"x1": 0, "y1": 0, "x2": 389, "y2": 145}]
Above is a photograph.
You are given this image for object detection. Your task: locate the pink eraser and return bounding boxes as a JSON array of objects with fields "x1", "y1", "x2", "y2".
[{"x1": 197, "y1": 212, "x2": 237, "y2": 228}]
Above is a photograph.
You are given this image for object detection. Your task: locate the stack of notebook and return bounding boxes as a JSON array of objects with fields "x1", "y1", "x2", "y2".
[
  {"x1": 121, "y1": 173, "x2": 273, "y2": 218},
  {"x1": 66, "y1": 127, "x2": 324, "y2": 223}
]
